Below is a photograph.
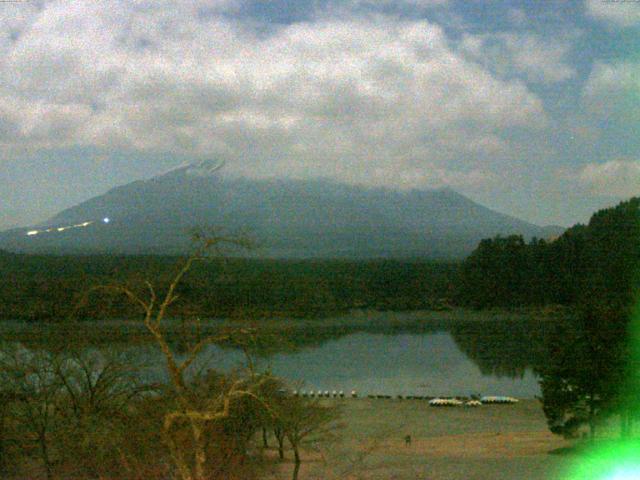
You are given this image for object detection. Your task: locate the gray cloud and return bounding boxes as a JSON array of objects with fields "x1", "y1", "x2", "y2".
[
  {"x1": 585, "y1": 0, "x2": 640, "y2": 27},
  {"x1": 578, "y1": 159, "x2": 640, "y2": 197},
  {"x1": 0, "y1": 0, "x2": 550, "y2": 192},
  {"x1": 583, "y1": 60, "x2": 640, "y2": 124},
  {"x1": 459, "y1": 32, "x2": 577, "y2": 85},
  {"x1": 335, "y1": 0, "x2": 450, "y2": 10}
]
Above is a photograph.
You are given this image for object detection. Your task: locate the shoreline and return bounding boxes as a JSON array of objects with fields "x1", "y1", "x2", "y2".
[
  {"x1": 0, "y1": 307, "x2": 569, "y2": 354},
  {"x1": 0, "y1": 305, "x2": 570, "y2": 332}
]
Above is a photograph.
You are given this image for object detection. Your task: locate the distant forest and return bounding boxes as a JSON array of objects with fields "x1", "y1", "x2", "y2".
[
  {"x1": 456, "y1": 196, "x2": 639, "y2": 313},
  {"x1": 0, "y1": 254, "x2": 457, "y2": 321},
  {"x1": 1, "y1": 197, "x2": 637, "y2": 323}
]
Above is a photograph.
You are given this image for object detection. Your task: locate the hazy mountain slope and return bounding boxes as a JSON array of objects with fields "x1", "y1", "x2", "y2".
[{"x1": 0, "y1": 168, "x2": 560, "y2": 258}]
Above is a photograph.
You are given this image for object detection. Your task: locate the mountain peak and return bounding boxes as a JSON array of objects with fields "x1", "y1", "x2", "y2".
[
  {"x1": 159, "y1": 159, "x2": 227, "y2": 179},
  {"x1": 0, "y1": 175, "x2": 556, "y2": 258}
]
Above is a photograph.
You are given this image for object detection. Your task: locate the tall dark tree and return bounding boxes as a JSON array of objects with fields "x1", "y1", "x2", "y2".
[
  {"x1": 456, "y1": 235, "x2": 531, "y2": 308},
  {"x1": 539, "y1": 198, "x2": 640, "y2": 438}
]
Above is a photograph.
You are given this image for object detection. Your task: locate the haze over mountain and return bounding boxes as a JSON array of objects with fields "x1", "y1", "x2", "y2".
[{"x1": 0, "y1": 164, "x2": 563, "y2": 258}]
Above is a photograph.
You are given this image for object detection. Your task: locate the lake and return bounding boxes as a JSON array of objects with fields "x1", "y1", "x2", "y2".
[
  {"x1": 112, "y1": 317, "x2": 550, "y2": 399},
  {"x1": 2, "y1": 312, "x2": 557, "y2": 399},
  {"x1": 250, "y1": 331, "x2": 541, "y2": 397}
]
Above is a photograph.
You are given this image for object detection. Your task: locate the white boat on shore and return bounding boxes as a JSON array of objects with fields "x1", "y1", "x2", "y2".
[
  {"x1": 480, "y1": 396, "x2": 519, "y2": 404},
  {"x1": 429, "y1": 398, "x2": 463, "y2": 407}
]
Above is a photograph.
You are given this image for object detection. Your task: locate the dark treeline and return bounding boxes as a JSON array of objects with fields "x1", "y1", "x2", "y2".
[
  {"x1": 456, "y1": 197, "x2": 640, "y2": 311},
  {"x1": 0, "y1": 253, "x2": 457, "y2": 322},
  {"x1": 458, "y1": 197, "x2": 640, "y2": 439}
]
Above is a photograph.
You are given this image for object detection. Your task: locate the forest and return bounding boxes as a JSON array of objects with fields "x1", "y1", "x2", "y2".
[
  {"x1": 458, "y1": 197, "x2": 640, "y2": 439},
  {"x1": 456, "y1": 197, "x2": 640, "y2": 311},
  {"x1": 0, "y1": 253, "x2": 457, "y2": 322}
]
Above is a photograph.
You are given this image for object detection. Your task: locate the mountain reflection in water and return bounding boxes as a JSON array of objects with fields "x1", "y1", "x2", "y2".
[
  {"x1": 3, "y1": 315, "x2": 559, "y2": 398},
  {"x1": 175, "y1": 317, "x2": 556, "y2": 397},
  {"x1": 249, "y1": 330, "x2": 543, "y2": 398}
]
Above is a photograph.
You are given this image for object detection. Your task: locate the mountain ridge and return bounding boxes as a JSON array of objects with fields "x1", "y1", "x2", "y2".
[{"x1": 0, "y1": 168, "x2": 564, "y2": 258}]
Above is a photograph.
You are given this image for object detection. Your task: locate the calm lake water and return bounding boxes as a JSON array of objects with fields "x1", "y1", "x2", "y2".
[
  {"x1": 5, "y1": 314, "x2": 554, "y2": 398},
  {"x1": 253, "y1": 331, "x2": 541, "y2": 398},
  {"x1": 129, "y1": 324, "x2": 546, "y2": 399}
]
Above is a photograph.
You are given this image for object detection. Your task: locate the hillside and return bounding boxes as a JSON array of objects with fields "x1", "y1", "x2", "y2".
[{"x1": 0, "y1": 165, "x2": 562, "y2": 258}]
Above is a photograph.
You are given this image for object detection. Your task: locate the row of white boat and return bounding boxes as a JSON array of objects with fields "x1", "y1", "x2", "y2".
[
  {"x1": 291, "y1": 390, "x2": 518, "y2": 405},
  {"x1": 427, "y1": 396, "x2": 519, "y2": 407}
]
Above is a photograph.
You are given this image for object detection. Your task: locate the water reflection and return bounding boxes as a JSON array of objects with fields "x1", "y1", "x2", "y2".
[
  {"x1": 249, "y1": 331, "x2": 542, "y2": 397},
  {"x1": 2, "y1": 315, "x2": 559, "y2": 398},
  {"x1": 450, "y1": 319, "x2": 555, "y2": 379}
]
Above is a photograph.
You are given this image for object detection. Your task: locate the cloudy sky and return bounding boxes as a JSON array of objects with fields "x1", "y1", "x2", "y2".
[{"x1": 0, "y1": 0, "x2": 638, "y2": 229}]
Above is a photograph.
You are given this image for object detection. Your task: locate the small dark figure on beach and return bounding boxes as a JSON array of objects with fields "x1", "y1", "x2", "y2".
[{"x1": 404, "y1": 434, "x2": 412, "y2": 446}]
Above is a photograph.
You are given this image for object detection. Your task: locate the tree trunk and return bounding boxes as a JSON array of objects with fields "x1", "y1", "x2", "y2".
[
  {"x1": 192, "y1": 421, "x2": 207, "y2": 480},
  {"x1": 274, "y1": 428, "x2": 285, "y2": 460},
  {"x1": 292, "y1": 443, "x2": 301, "y2": 480},
  {"x1": 278, "y1": 436, "x2": 285, "y2": 460},
  {"x1": 39, "y1": 432, "x2": 53, "y2": 480},
  {"x1": 0, "y1": 403, "x2": 6, "y2": 474}
]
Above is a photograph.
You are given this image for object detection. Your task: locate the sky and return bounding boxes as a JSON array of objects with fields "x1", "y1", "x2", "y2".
[{"x1": 0, "y1": 0, "x2": 638, "y2": 230}]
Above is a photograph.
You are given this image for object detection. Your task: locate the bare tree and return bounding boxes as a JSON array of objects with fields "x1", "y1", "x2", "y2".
[
  {"x1": 0, "y1": 361, "x2": 25, "y2": 476},
  {"x1": 81, "y1": 232, "x2": 278, "y2": 480},
  {"x1": 55, "y1": 349, "x2": 149, "y2": 425},
  {"x1": 53, "y1": 348, "x2": 157, "y2": 478},
  {"x1": 272, "y1": 396, "x2": 339, "y2": 480},
  {"x1": 0, "y1": 345, "x2": 62, "y2": 480}
]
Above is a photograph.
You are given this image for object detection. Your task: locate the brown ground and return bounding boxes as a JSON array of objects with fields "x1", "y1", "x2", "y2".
[
  {"x1": 268, "y1": 398, "x2": 576, "y2": 480},
  {"x1": 379, "y1": 430, "x2": 564, "y2": 459}
]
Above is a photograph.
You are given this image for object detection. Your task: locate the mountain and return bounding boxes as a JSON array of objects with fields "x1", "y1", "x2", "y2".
[{"x1": 0, "y1": 165, "x2": 563, "y2": 258}]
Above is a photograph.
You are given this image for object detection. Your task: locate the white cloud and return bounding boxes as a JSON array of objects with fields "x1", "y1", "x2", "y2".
[
  {"x1": 585, "y1": 60, "x2": 638, "y2": 89},
  {"x1": 582, "y1": 61, "x2": 640, "y2": 122},
  {"x1": 0, "y1": 0, "x2": 548, "y2": 190},
  {"x1": 344, "y1": 0, "x2": 449, "y2": 8},
  {"x1": 583, "y1": 61, "x2": 639, "y2": 98},
  {"x1": 578, "y1": 160, "x2": 640, "y2": 197},
  {"x1": 460, "y1": 32, "x2": 576, "y2": 84},
  {"x1": 507, "y1": 8, "x2": 527, "y2": 27},
  {"x1": 586, "y1": 0, "x2": 640, "y2": 27}
]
